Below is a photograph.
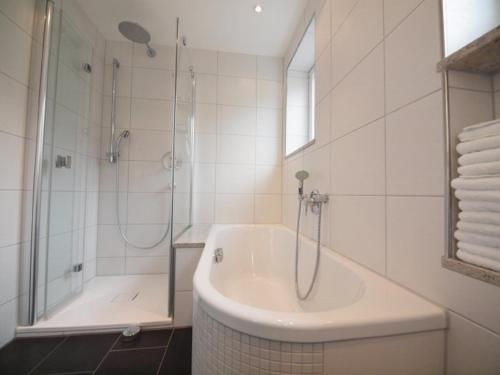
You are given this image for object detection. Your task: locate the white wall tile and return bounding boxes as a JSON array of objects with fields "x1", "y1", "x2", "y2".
[
  {"x1": 175, "y1": 247, "x2": 203, "y2": 291},
  {"x1": 215, "y1": 164, "x2": 255, "y2": 194},
  {"x1": 104, "y1": 65, "x2": 131, "y2": 97},
  {"x1": 0, "y1": 191, "x2": 22, "y2": 248},
  {"x1": 105, "y1": 41, "x2": 132, "y2": 66},
  {"x1": 383, "y1": 0, "x2": 424, "y2": 35},
  {"x1": 447, "y1": 312, "x2": 500, "y2": 375},
  {"x1": 96, "y1": 257, "x2": 125, "y2": 276},
  {"x1": 255, "y1": 166, "x2": 281, "y2": 194},
  {"x1": 386, "y1": 91, "x2": 444, "y2": 195},
  {"x1": 97, "y1": 225, "x2": 125, "y2": 257},
  {"x1": 331, "y1": 0, "x2": 359, "y2": 35},
  {"x1": 131, "y1": 68, "x2": 174, "y2": 100},
  {"x1": 127, "y1": 193, "x2": 170, "y2": 224},
  {"x1": 257, "y1": 56, "x2": 283, "y2": 81},
  {"x1": 448, "y1": 71, "x2": 493, "y2": 92},
  {"x1": 0, "y1": 298, "x2": 17, "y2": 348},
  {"x1": 303, "y1": 146, "x2": 330, "y2": 193},
  {"x1": 315, "y1": 43, "x2": 331, "y2": 102},
  {"x1": 0, "y1": 244, "x2": 19, "y2": 305},
  {"x1": 324, "y1": 330, "x2": 444, "y2": 374},
  {"x1": 256, "y1": 137, "x2": 281, "y2": 166},
  {"x1": 195, "y1": 103, "x2": 216, "y2": 133},
  {"x1": 0, "y1": 132, "x2": 25, "y2": 190},
  {"x1": 130, "y1": 98, "x2": 172, "y2": 131},
  {"x1": 125, "y1": 224, "x2": 170, "y2": 256},
  {"x1": 125, "y1": 256, "x2": 168, "y2": 275},
  {"x1": 315, "y1": 0, "x2": 331, "y2": 57},
  {"x1": 195, "y1": 74, "x2": 217, "y2": 104},
  {"x1": 217, "y1": 76, "x2": 256, "y2": 106},
  {"x1": 331, "y1": 119, "x2": 385, "y2": 195},
  {"x1": 128, "y1": 130, "x2": 171, "y2": 161},
  {"x1": 128, "y1": 161, "x2": 170, "y2": 193},
  {"x1": 0, "y1": 73, "x2": 28, "y2": 137},
  {"x1": 182, "y1": 49, "x2": 218, "y2": 74},
  {"x1": 257, "y1": 108, "x2": 282, "y2": 138},
  {"x1": 331, "y1": 0, "x2": 383, "y2": 86},
  {"x1": 255, "y1": 195, "x2": 282, "y2": 223},
  {"x1": 193, "y1": 163, "x2": 215, "y2": 193},
  {"x1": 314, "y1": 94, "x2": 331, "y2": 148},
  {"x1": 217, "y1": 105, "x2": 256, "y2": 135},
  {"x1": 330, "y1": 45, "x2": 384, "y2": 139},
  {"x1": 174, "y1": 291, "x2": 193, "y2": 327},
  {"x1": 194, "y1": 133, "x2": 216, "y2": 163},
  {"x1": 384, "y1": 0, "x2": 441, "y2": 112},
  {"x1": 0, "y1": 11, "x2": 31, "y2": 85},
  {"x1": 132, "y1": 43, "x2": 174, "y2": 70},
  {"x1": 215, "y1": 194, "x2": 254, "y2": 224},
  {"x1": 330, "y1": 195, "x2": 386, "y2": 273},
  {"x1": 218, "y1": 52, "x2": 256, "y2": 78},
  {"x1": 217, "y1": 134, "x2": 255, "y2": 164},
  {"x1": 192, "y1": 193, "x2": 215, "y2": 223},
  {"x1": 0, "y1": 0, "x2": 36, "y2": 36}
]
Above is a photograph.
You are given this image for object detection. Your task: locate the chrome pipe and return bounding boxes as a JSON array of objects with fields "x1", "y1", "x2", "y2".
[
  {"x1": 28, "y1": 0, "x2": 55, "y2": 325},
  {"x1": 108, "y1": 58, "x2": 120, "y2": 163}
]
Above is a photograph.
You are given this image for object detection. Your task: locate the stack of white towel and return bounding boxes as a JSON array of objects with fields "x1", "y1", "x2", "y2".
[{"x1": 452, "y1": 119, "x2": 500, "y2": 272}]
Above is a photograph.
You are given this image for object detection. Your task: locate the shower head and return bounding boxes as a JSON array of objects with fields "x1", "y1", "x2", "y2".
[
  {"x1": 118, "y1": 21, "x2": 156, "y2": 57},
  {"x1": 295, "y1": 170, "x2": 309, "y2": 196}
]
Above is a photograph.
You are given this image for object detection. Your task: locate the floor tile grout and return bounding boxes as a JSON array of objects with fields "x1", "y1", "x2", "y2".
[
  {"x1": 27, "y1": 337, "x2": 69, "y2": 375},
  {"x1": 155, "y1": 328, "x2": 176, "y2": 375},
  {"x1": 90, "y1": 334, "x2": 121, "y2": 375}
]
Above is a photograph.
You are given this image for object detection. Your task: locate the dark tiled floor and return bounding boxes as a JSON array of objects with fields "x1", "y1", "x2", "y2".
[{"x1": 0, "y1": 328, "x2": 192, "y2": 375}]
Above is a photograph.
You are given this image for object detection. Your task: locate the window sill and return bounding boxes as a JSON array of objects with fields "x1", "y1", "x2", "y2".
[{"x1": 442, "y1": 257, "x2": 500, "y2": 287}]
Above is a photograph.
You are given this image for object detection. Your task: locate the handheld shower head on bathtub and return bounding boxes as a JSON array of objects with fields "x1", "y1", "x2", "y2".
[{"x1": 295, "y1": 170, "x2": 309, "y2": 197}]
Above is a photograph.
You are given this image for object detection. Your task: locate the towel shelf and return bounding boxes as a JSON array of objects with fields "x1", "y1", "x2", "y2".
[{"x1": 437, "y1": 26, "x2": 500, "y2": 75}]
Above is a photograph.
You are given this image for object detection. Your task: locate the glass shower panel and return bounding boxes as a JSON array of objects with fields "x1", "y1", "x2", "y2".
[
  {"x1": 39, "y1": 8, "x2": 92, "y2": 317},
  {"x1": 172, "y1": 43, "x2": 194, "y2": 239}
]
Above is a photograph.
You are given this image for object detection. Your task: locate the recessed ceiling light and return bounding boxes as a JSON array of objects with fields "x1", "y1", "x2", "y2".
[{"x1": 254, "y1": 4, "x2": 263, "y2": 13}]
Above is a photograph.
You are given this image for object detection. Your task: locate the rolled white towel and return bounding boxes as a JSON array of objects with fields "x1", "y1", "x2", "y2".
[
  {"x1": 459, "y1": 200, "x2": 500, "y2": 213},
  {"x1": 452, "y1": 177, "x2": 500, "y2": 191},
  {"x1": 455, "y1": 230, "x2": 500, "y2": 248},
  {"x1": 457, "y1": 221, "x2": 500, "y2": 237},
  {"x1": 456, "y1": 134, "x2": 500, "y2": 155},
  {"x1": 458, "y1": 148, "x2": 500, "y2": 166},
  {"x1": 456, "y1": 250, "x2": 500, "y2": 272},
  {"x1": 457, "y1": 160, "x2": 500, "y2": 177},
  {"x1": 459, "y1": 211, "x2": 500, "y2": 226},
  {"x1": 459, "y1": 119, "x2": 500, "y2": 142},
  {"x1": 457, "y1": 241, "x2": 500, "y2": 261},
  {"x1": 455, "y1": 190, "x2": 500, "y2": 202}
]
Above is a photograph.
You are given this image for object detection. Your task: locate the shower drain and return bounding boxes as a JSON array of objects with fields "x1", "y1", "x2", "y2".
[{"x1": 122, "y1": 325, "x2": 141, "y2": 342}]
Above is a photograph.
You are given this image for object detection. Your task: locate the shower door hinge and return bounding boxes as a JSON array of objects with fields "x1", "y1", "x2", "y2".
[
  {"x1": 55, "y1": 155, "x2": 72, "y2": 168},
  {"x1": 72, "y1": 263, "x2": 83, "y2": 273}
]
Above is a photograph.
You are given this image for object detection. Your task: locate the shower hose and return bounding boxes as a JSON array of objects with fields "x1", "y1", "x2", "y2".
[
  {"x1": 114, "y1": 148, "x2": 171, "y2": 249},
  {"x1": 295, "y1": 198, "x2": 322, "y2": 300}
]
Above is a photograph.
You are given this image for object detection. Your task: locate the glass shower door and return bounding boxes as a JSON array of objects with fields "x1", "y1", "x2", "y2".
[
  {"x1": 39, "y1": 8, "x2": 92, "y2": 317},
  {"x1": 172, "y1": 34, "x2": 194, "y2": 239}
]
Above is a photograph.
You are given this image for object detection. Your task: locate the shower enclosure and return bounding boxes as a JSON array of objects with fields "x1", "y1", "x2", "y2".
[{"x1": 20, "y1": 0, "x2": 194, "y2": 331}]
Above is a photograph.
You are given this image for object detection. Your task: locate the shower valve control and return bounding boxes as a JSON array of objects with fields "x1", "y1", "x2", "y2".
[
  {"x1": 303, "y1": 189, "x2": 329, "y2": 215},
  {"x1": 55, "y1": 155, "x2": 72, "y2": 169}
]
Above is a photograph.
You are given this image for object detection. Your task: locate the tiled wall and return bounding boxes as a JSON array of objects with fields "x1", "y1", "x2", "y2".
[
  {"x1": 282, "y1": 0, "x2": 500, "y2": 371},
  {"x1": 96, "y1": 40, "x2": 175, "y2": 276},
  {"x1": 0, "y1": 0, "x2": 36, "y2": 348},
  {"x1": 96, "y1": 44, "x2": 283, "y2": 275}
]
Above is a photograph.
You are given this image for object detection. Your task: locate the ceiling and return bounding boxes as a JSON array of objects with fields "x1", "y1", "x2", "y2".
[{"x1": 76, "y1": 0, "x2": 308, "y2": 57}]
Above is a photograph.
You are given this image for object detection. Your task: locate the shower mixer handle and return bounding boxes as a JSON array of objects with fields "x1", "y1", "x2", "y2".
[{"x1": 302, "y1": 189, "x2": 329, "y2": 215}]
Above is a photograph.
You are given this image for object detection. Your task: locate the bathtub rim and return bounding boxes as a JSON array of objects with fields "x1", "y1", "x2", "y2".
[{"x1": 193, "y1": 224, "x2": 447, "y2": 343}]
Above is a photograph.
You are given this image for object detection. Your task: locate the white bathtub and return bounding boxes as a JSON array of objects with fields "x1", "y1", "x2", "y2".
[{"x1": 193, "y1": 225, "x2": 447, "y2": 374}]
